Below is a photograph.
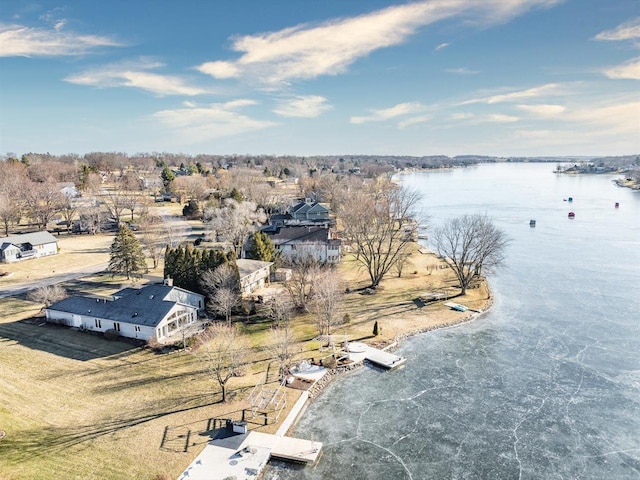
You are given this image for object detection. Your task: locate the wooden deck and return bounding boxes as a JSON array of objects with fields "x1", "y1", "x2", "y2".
[{"x1": 347, "y1": 342, "x2": 406, "y2": 370}]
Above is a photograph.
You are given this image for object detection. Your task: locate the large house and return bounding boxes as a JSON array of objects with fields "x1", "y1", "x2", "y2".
[
  {"x1": 269, "y1": 199, "x2": 332, "y2": 227},
  {"x1": 45, "y1": 283, "x2": 205, "y2": 343},
  {"x1": 258, "y1": 225, "x2": 341, "y2": 264},
  {"x1": 0, "y1": 231, "x2": 58, "y2": 263}
]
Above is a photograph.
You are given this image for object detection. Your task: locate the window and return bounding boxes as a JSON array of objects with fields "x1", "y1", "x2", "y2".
[
  {"x1": 114, "y1": 322, "x2": 121, "y2": 332},
  {"x1": 95, "y1": 319, "x2": 102, "y2": 328}
]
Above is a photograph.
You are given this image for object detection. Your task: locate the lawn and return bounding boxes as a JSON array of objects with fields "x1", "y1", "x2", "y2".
[{"x1": 0, "y1": 244, "x2": 490, "y2": 480}]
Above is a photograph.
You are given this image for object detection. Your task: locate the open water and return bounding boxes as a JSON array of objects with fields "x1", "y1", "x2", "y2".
[{"x1": 264, "y1": 163, "x2": 640, "y2": 479}]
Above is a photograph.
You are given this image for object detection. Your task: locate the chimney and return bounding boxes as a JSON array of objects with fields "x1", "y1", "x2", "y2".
[{"x1": 164, "y1": 276, "x2": 173, "y2": 286}]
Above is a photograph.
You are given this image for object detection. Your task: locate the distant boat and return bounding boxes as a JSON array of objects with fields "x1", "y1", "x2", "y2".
[
  {"x1": 568, "y1": 197, "x2": 573, "y2": 202},
  {"x1": 615, "y1": 202, "x2": 620, "y2": 208},
  {"x1": 568, "y1": 212, "x2": 575, "y2": 218},
  {"x1": 530, "y1": 219, "x2": 536, "y2": 227}
]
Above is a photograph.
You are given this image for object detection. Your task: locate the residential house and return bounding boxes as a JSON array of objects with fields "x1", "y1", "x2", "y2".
[
  {"x1": 258, "y1": 225, "x2": 341, "y2": 264},
  {"x1": 236, "y1": 259, "x2": 273, "y2": 295},
  {"x1": 45, "y1": 283, "x2": 205, "y2": 343},
  {"x1": 269, "y1": 199, "x2": 333, "y2": 227},
  {"x1": 0, "y1": 231, "x2": 58, "y2": 263}
]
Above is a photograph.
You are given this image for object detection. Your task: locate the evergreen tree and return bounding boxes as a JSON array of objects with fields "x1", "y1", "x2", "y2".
[
  {"x1": 161, "y1": 167, "x2": 176, "y2": 193},
  {"x1": 248, "y1": 231, "x2": 279, "y2": 263},
  {"x1": 109, "y1": 224, "x2": 148, "y2": 279},
  {"x1": 373, "y1": 320, "x2": 379, "y2": 336},
  {"x1": 228, "y1": 187, "x2": 243, "y2": 202}
]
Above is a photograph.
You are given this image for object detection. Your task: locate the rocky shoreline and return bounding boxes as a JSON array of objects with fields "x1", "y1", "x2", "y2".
[{"x1": 305, "y1": 284, "x2": 494, "y2": 402}]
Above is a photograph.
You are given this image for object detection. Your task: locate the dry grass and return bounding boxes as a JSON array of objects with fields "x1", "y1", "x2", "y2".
[
  {"x1": 0, "y1": 243, "x2": 490, "y2": 480},
  {"x1": 0, "y1": 233, "x2": 113, "y2": 287}
]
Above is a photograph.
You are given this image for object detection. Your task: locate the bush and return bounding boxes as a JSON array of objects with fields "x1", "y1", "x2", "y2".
[
  {"x1": 373, "y1": 321, "x2": 379, "y2": 336},
  {"x1": 343, "y1": 313, "x2": 351, "y2": 324},
  {"x1": 321, "y1": 356, "x2": 337, "y2": 369},
  {"x1": 104, "y1": 329, "x2": 119, "y2": 341}
]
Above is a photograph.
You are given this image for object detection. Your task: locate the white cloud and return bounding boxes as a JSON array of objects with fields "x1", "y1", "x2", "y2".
[
  {"x1": 602, "y1": 57, "x2": 640, "y2": 80},
  {"x1": 350, "y1": 102, "x2": 426, "y2": 124},
  {"x1": 460, "y1": 83, "x2": 565, "y2": 105},
  {"x1": 398, "y1": 115, "x2": 431, "y2": 129},
  {"x1": 273, "y1": 95, "x2": 332, "y2": 118},
  {"x1": 152, "y1": 100, "x2": 276, "y2": 143},
  {"x1": 445, "y1": 67, "x2": 480, "y2": 74},
  {"x1": 483, "y1": 113, "x2": 520, "y2": 123},
  {"x1": 434, "y1": 42, "x2": 450, "y2": 51},
  {"x1": 66, "y1": 60, "x2": 210, "y2": 96},
  {"x1": 594, "y1": 17, "x2": 640, "y2": 41},
  {"x1": 516, "y1": 104, "x2": 566, "y2": 116},
  {"x1": 567, "y1": 100, "x2": 639, "y2": 136},
  {"x1": 196, "y1": 0, "x2": 562, "y2": 85},
  {"x1": 0, "y1": 23, "x2": 122, "y2": 57}
]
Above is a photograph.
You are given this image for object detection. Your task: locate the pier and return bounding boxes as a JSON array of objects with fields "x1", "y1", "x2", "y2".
[
  {"x1": 177, "y1": 430, "x2": 322, "y2": 480},
  {"x1": 347, "y1": 342, "x2": 406, "y2": 370}
]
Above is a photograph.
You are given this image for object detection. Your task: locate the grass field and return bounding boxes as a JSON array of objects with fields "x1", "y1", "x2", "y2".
[{"x1": 0, "y1": 245, "x2": 489, "y2": 480}]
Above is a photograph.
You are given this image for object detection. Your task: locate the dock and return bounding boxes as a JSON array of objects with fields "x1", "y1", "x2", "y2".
[
  {"x1": 177, "y1": 430, "x2": 322, "y2": 480},
  {"x1": 347, "y1": 342, "x2": 406, "y2": 370},
  {"x1": 444, "y1": 301, "x2": 469, "y2": 312}
]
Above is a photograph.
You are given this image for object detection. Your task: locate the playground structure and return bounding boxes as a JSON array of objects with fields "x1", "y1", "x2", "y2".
[{"x1": 247, "y1": 378, "x2": 287, "y2": 425}]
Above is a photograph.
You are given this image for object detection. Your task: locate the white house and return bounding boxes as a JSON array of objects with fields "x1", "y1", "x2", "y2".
[
  {"x1": 0, "y1": 231, "x2": 58, "y2": 263},
  {"x1": 45, "y1": 284, "x2": 205, "y2": 343},
  {"x1": 236, "y1": 259, "x2": 273, "y2": 295},
  {"x1": 260, "y1": 226, "x2": 341, "y2": 264}
]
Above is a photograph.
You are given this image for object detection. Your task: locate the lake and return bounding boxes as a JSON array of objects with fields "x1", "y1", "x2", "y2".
[{"x1": 264, "y1": 163, "x2": 640, "y2": 480}]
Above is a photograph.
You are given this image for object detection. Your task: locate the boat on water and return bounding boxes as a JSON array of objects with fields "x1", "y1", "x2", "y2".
[
  {"x1": 615, "y1": 202, "x2": 620, "y2": 208},
  {"x1": 530, "y1": 219, "x2": 536, "y2": 227},
  {"x1": 568, "y1": 197, "x2": 573, "y2": 202},
  {"x1": 568, "y1": 212, "x2": 575, "y2": 218}
]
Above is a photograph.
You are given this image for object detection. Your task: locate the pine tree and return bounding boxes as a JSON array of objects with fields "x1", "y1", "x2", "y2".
[
  {"x1": 109, "y1": 224, "x2": 148, "y2": 279},
  {"x1": 373, "y1": 320, "x2": 379, "y2": 336},
  {"x1": 248, "y1": 231, "x2": 279, "y2": 263}
]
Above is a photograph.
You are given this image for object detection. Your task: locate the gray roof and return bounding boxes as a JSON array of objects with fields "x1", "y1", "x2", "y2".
[
  {"x1": 1, "y1": 231, "x2": 57, "y2": 251},
  {"x1": 46, "y1": 284, "x2": 199, "y2": 328},
  {"x1": 236, "y1": 259, "x2": 273, "y2": 279},
  {"x1": 264, "y1": 226, "x2": 331, "y2": 245}
]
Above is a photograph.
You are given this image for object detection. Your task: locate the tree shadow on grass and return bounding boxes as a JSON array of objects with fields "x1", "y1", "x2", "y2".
[{"x1": 0, "y1": 393, "x2": 223, "y2": 464}]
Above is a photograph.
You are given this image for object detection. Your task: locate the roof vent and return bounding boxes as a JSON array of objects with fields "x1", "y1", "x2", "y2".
[
  {"x1": 132, "y1": 312, "x2": 138, "y2": 317},
  {"x1": 149, "y1": 295, "x2": 154, "y2": 300}
]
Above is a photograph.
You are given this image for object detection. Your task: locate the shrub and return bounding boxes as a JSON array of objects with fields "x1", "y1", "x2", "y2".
[
  {"x1": 373, "y1": 321, "x2": 379, "y2": 336},
  {"x1": 321, "y1": 356, "x2": 337, "y2": 369},
  {"x1": 343, "y1": 313, "x2": 351, "y2": 324}
]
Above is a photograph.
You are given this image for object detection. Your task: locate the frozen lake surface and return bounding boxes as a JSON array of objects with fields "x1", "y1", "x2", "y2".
[{"x1": 264, "y1": 163, "x2": 640, "y2": 479}]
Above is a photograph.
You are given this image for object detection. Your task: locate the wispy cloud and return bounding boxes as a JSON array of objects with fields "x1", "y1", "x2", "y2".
[
  {"x1": 602, "y1": 57, "x2": 640, "y2": 80},
  {"x1": 398, "y1": 115, "x2": 431, "y2": 129},
  {"x1": 450, "y1": 112, "x2": 475, "y2": 120},
  {"x1": 273, "y1": 95, "x2": 332, "y2": 118},
  {"x1": 196, "y1": 0, "x2": 562, "y2": 85},
  {"x1": 152, "y1": 100, "x2": 277, "y2": 143},
  {"x1": 445, "y1": 67, "x2": 480, "y2": 75},
  {"x1": 483, "y1": 113, "x2": 520, "y2": 123},
  {"x1": 459, "y1": 83, "x2": 565, "y2": 105},
  {"x1": 434, "y1": 42, "x2": 450, "y2": 51},
  {"x1": 594, "y1": 17, "x2": 640, "y2": 41},
  {"x1": 0, "y1": 23, "x2": 122, "y2": 57},
  {"x1": 516, "y1": 104, "x2": 566, "y2": 116},
  {"x1": 350, "y1": 102, "x2": 425, "y2": 124},
  {"x1": 65, "y1": 59, "x2": 210, "y2": 96}
]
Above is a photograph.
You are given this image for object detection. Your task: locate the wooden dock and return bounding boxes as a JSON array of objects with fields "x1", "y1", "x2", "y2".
[
  {"x1": 177, "y1": 431, "x2": 322, "y2": 480},
  {"x1": 347, "y1": 342, "x2": 406, "y2": 370}
]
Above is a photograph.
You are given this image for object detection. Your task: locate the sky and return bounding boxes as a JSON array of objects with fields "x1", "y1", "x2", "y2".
[{"x1": 1, "y1": 0, "x2": 638, "y2": 157}]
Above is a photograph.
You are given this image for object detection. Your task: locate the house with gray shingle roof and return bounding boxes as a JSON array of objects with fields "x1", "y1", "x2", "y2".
[
  {"x1": 254, "y1": 226, "x2": 341, "y2": 264},
  {"x1": 0, "y1": 231, "x2": 58, "y2": 263},
  {"x1": 45, "y1": 283, "x2": 205, "y2": 343}
]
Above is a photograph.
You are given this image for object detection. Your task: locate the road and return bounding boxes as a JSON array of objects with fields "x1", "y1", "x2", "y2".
[{"x1": 0, "y1": 207, "x2": 194, "y2": 299}]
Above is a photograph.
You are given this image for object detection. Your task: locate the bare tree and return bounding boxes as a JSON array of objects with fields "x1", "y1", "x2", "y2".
[
  {"x1": 201, "y1": 264, "x2": 241, "y2": 324},
  {"x1": 283, "y1": 254, "x2": 321, "y2": 311},
  {"x1": 58, "y1": 194, "x2": 78, "y2": 233},
  {"x1": 268, "y1": 321, "x2": 295, "y2": 381},
  {"x1": 27, "y1": 285, "x2": 67, "y2": 307},
  {"x1": 206, "y1": 198, "x2": 266, "y2": 258},
  {"x1": 432, "y1": 214, "x2": 509, "y2": 295},
  {"x1": 310, "y1": 268, "x2": 344, "y2": 336},
  {"x1": 340, "y1": 180, "x2": 423, "y2": 287},
  {"x1": 24, "y1": 180, "x2": 64, "y2": 229},
  {"x1": 139, "y1": 220, "x2": 164, "y2": 269},
  {"x1": 194, "y1": 323, "x2": 248, "y2": 402}
]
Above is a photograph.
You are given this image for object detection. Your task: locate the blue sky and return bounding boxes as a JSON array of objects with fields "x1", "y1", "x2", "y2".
[{"x1": 1, "y1": 0, "x2": 638, "y2": 157}]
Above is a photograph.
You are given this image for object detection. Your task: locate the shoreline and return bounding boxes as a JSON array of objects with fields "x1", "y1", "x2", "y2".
[{"x1": 282, "y1": 280, "x2": 494, "y2": 436}]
